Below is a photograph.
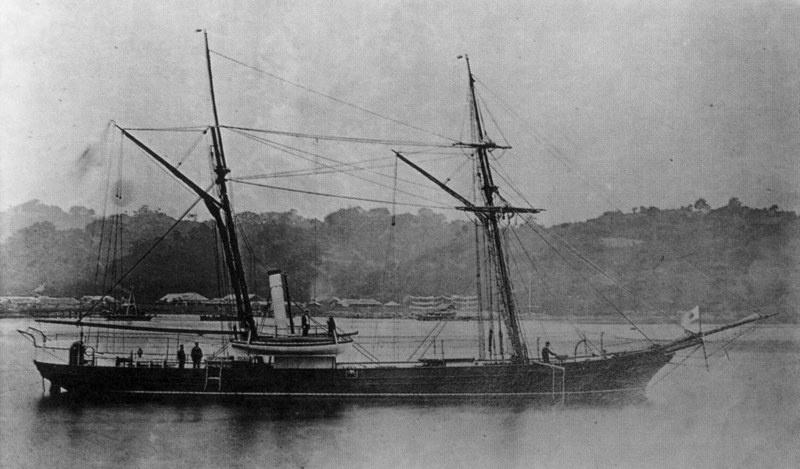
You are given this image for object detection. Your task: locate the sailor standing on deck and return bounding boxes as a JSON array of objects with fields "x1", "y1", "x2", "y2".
[
  {"x1": 541, "y1": 342, "x2": 559, "y2": 363},
  {"x1": 177, "y1": 345, "x2": 186, "y2": 369},
  {"x1": 190, "y1": 342, "x2": 203, "y2": 369},
  {"x1": 327, "y1": 316, "x2": 336, "y2": 338},
  {"x1": 301, "y1": 311, "x2": 310, "y2": 336}
]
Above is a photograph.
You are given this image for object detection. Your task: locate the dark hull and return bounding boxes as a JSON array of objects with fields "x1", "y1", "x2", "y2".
[
  {"x1": 34, "y1": 348, "x2": 673, "y2": 405},
  {"x1": 103, "y1": 315, "x2": 153, "y2": 321}
]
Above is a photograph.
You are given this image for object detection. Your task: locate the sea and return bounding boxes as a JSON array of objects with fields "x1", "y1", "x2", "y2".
[{"x1": 1, "y1": 316, "x2": 798, "y2": 469}]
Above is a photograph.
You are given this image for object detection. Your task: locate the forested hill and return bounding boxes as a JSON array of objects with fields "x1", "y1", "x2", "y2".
[
  {"x1": 1, "y1": 199, "x2": 797, "y2": 320},
  {"x1": 519, "y1": 199, "x2": 798, "y2": 320},
  {"x1": 0, "y1": 200, "x2": 96, "y2": 242}
]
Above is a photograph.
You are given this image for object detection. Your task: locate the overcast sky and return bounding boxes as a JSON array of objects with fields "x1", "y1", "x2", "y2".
[{"x1": 2, "y1": 0, "x2": 799, "y2": 226}]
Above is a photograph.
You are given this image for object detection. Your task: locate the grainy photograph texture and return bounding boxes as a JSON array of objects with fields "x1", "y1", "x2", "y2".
[{"x1": 1, "y1": 1, "x2": 798, "y2": 468}]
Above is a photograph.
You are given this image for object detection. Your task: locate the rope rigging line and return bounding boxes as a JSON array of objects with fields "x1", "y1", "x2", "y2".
[
  {"x1": 509, "y1": 224, "x2": 557, "y2": 301},
  {"x1": 474, "y1": 77, "x2": 768, "y2": 317},
  {"x1": 472, "y1": 157, "x2": 502, "y2": 358},
  {"x1": 351, "y1": 341, "x2": 382, "y2": 363},
  {"x1": 176, "y1": 127, "x2": 211, "y2": 168},
  {"x1": 484, "y1": 152, "x2": 540, "y2": 214},
  {"x1": 234, "y1": 151, "x2": 463, "y2": 182},
  {"x1": 121, "y1": 126, "x2": 211, "y2": 132},
  {"x1": 228, "y1": 128, "x2": 459, "y2": 206},
  {"x1": 99, "y1": 213, "x2": 116, "y2": 299},
  {"x1": 97, "y1": 135, "x2": 128, "y2": 300},
  {"x1": 115, "y1": 135, "x2": 127, "y2": 292},
  {"x1": 121, "y1": 129, "x2": 219, "y2": 204},
  {"x1": 520, "y1": 219, "x2": 655, "y2": 344},
  {"x1": 495, "y1": 163, "x2": 719, "y2": 331},
  {"x1": 210, "y1": 50, "x2": 459, "y2": 143},
  {"x1": 231, "y1": 179, "x2": 452, "y2": 210},
  {"x1": 439, "y1": 152, "x2": 474, "y2": 188},
  {"x1": 206, "y1": 140, "x2": 231, "y2": 306},
  {"x1": 380, "y1": 156, "x2": 400, "y2": 299},
  {"x1": 407, "y1": 321, "x2": 448, "y2": 361},
  {"x1": 232, "y1": 213, "x2": 271, "y2": 317},
  {"x1": 474, "y1": 88, "x2": 511, "y2": 153},
  {"x1": 94, "y1": 128, "x2": 119, "y2": 287},
  {"x1": 78, "y1": 191, "x2": 210, "y2": 321},
  {"x1": 522, "y1": 217, "x2": 679, "y2": 326},
  {"x1": 108, "y1": 214, "x2": 122, "y2": 299},
  {"x1": 704, "y1": 323, "x2": 761, "y2": 360},
  {"x1": 220, "y1": 125, "x2": 452, "y2": 148},
  {"x1": 505, "y1": 225, "x2": 593, "y2": 350},
  {"x1": 481, "y1": 139, "x2": 680, "y2": 328},
  {"x1": 479, "y1": 218, "x2": 507, "y2": 358},
  {"x1": 476, "y1": 79, "x2": 652, "y2": 354},
  {"x1": 500, "y1": 228, "x2": 530, "y2": 350},
  {"x1": 473, "y1": 77, "x2": 593, "y2": 180},
  {"x1": 211, "y1": 221, "x2": 224, "y2": 305},
  {"x1": 470, "y1": 168, "x2": 487, "y2": 360}
]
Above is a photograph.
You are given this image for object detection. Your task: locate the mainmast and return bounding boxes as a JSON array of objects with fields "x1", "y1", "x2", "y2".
[
  {"x1": 462, "y1": 55, "x2": 528, "y2": 362},
  {"x1": 201, "y1": 30, "x2": 257, "y2": 339},
  {"x1": 394, "y1": 56, "x2": 544, "y2": 361}
]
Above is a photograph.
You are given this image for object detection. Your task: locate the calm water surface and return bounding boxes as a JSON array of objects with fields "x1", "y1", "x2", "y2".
[{"x1": 1, "y1": 318, "x2": 798, "y2": 469}]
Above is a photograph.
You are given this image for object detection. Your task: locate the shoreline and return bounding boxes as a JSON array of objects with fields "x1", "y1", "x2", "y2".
[{"x1": 2, "y1": 309, "x2": 796, "y2": 324}]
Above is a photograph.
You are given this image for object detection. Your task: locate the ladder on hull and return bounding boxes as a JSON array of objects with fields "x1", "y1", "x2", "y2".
[{"x1": 204, "y1": 360, "x2": 226, "y2": 391}]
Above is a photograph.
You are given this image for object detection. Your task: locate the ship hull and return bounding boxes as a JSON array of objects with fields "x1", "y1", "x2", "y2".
[{"x1": 33, "y1": 348, "x2": 673, "y2": 404}]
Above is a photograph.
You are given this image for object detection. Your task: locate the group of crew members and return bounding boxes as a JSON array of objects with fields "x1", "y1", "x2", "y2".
[
  {"x1": 301, "y1": 311, "x2": 337, "y2": 338},
  {"x1": 176, "y1": 343, "x2": 203, "y2": 369}
]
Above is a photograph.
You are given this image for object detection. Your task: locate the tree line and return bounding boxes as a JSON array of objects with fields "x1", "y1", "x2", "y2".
[{"x1": 1, "y1": 199, "x2": 797, "y2": 320}]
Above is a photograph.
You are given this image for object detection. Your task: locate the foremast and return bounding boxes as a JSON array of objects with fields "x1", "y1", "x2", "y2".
[
  {"x1": 201, "y1": 30, "x2": 256, "y2": 340},
  {"x1": 114, "y1": 32, "x2": 257, "y2": 340}
]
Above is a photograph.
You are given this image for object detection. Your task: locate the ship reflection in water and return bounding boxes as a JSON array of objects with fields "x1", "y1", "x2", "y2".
[{"x1": 3, "y1": 319, "x2": 798, "y2": 469}]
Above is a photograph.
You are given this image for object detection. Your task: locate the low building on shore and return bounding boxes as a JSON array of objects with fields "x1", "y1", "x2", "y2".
[
  {"x1": 328, "y1": 298, "x2": 383, "y2": 309},
  {"x1": 158, "y1": 292, "x2": 209, "y2": 305}
]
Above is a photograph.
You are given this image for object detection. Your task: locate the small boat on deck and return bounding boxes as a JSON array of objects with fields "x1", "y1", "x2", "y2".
[{"x1": 229, "y1": 270, "x2": 356, "y2": 356}]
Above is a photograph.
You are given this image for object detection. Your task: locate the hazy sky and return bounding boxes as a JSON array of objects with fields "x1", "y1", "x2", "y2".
[{"x1": 2, "y1": 0, "x2": 799, "y2": 225}]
